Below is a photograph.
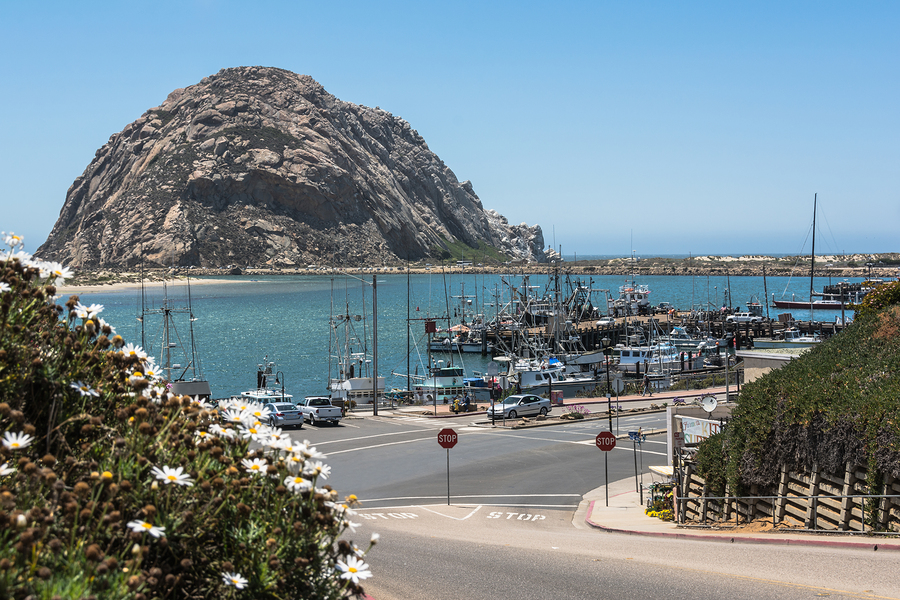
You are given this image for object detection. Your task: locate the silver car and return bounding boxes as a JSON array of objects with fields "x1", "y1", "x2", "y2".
[
  {"x1": 264, "y1": 402, "x2": 304, "y2": 429},
  {"x1": 487, "y1": 394, "x2": 551, "y2": 419}
]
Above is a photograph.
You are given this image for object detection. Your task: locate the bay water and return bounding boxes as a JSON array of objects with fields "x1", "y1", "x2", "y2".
[{"x1": 71, "y1": 271, "x2": 863, "y2": 399}]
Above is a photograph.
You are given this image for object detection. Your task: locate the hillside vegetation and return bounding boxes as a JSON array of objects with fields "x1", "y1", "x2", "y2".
[{"x1": 696, "y1": 281, "x2": 900, "y2": 496}]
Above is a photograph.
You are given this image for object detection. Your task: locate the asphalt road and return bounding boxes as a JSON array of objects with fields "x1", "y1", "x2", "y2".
[{"x1": 293, "y1": 413, "x2": 900, "y2": 600}]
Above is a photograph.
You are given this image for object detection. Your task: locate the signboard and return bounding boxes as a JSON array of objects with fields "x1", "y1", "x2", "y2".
[
  {"x1": 437, "y1": 428, "x2": 458, "y2": 449},
  {"x1": 595, "y1": 431, "x2": 616, "y2": 451},
  {"x1": 425, "y1": 319, "x2": 437, "y2": 333},
  {"x1": 680, "y1": 417, "x2": 721, "y2": 445}
]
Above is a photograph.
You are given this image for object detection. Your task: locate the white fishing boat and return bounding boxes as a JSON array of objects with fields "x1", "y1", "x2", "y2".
[
  {"x1": 614, "y1": 341, "x2": 681, "y2": 374},
  {"x1": 327, "y1": 296, "x2": 384, "y2": 406},
  {"x1": 751, "y1": 327, "x2": 822, "y2": 349},
  {"x1": 512, "y1": 357, "x2": 599, "y2": 398},
  {"x1": 139, "y1": 272, "x2": 211, "y2": 399},
  {"x1": 416, "y1": 364, "x2": 466, "y2": 404},
  {"x1": 238, "y1": 355, "x2": 293, "y2": 404}
]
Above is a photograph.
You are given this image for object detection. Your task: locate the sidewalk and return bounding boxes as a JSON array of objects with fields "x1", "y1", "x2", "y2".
[{"x1": 583, "y1": 476, "x2": 900, "y2": 551}]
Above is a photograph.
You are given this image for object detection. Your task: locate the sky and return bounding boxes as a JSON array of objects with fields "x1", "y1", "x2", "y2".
[{"x1": 1, "y1": 1, "x2": 897, "y2": 258}]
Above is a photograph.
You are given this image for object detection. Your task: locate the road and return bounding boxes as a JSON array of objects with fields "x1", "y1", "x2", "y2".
[{"x1": 293, "y1": 413, "x2": 900, "y2": 600}]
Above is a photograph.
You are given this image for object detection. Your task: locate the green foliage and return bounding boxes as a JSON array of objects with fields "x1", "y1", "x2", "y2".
[
  {"x1": 854, "y1": 280, "x2": 900, "y2": 321},
  {"x1": 0, "y1": 244, "x2": 373, "y2": 598},
  {"x1": 429, "y1": 237, "x2": 510, "y2": 265},
  {"x1": 695, "y1": 304, "x2": 900, "y2": 501}
]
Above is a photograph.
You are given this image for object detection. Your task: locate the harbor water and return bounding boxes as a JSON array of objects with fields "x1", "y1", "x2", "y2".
[{"x1": 71, "y1": 272, "x2": 866, "y2": 399}]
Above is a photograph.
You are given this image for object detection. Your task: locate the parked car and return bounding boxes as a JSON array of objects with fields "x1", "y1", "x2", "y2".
[
  {"x1": 595, "y1": 316, "x2": 616, "y2": 326},
  {"x1": 726, "y1": 312, "x2": 762, "y2": 324},
  {"x1": 263, "y1": 402, "x2": 304, "y2": 429},
  {"x1": 487, "y1": 394, "x2": 551, "y2": 419},
  {"x1": 298, "y1": 396, "x2": 343, "y2": 425}
]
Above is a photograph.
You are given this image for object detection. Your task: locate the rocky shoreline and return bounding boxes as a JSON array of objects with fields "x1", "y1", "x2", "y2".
[{"x1": 60, "y1": 253, "x2": 899, "y2": 287}]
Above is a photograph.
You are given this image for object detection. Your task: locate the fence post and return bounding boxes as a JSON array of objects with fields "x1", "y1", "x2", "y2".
[
  {"x1": 805, "y1": 463, "x2": 821, "y2": 530},
  {"x1": 839, "y1": 461, "x2": 855, "y2": 531},
  {"x1": 776, "y1": 464, "x2": 788, "y2": 525},
  {"x1": 680, "y1": 464, "x2": 693, "y2": 524},
  {"x1": 700, "y1": 484, "x2": 708, "y2": 524},
  {"x1": 879, "y1": 473, "x2": 894, "y2": 532}
]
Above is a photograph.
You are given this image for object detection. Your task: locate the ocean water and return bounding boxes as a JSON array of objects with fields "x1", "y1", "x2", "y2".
[{"x1": 72, "y1": 272, "x2": 864, "y2": 399}]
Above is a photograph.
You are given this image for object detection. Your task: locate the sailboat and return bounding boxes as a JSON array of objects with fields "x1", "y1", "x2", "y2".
[{"x1": 772, "y1": 194, "x2": 852, "y2": 312}]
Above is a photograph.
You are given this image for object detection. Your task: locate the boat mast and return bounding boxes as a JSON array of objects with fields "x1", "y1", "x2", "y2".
[{"x1": 810, "y1": 193, "x2": 817, "y2": 323}]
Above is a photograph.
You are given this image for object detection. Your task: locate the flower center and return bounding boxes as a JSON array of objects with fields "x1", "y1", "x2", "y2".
[
  {"x1": 167, "y1": 475, "x2": 177, "y2": 481},
  {"x1": 349, "y1": 567, "x2": 358, "y2": 573},
  {"x1": 142, "y1": 522, "x2": 152, "y2": 529}
]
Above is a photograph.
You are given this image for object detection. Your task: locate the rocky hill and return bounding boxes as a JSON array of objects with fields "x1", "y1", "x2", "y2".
[{"x1": 38, "y1": 67, "x2": 545, "y2": 268}]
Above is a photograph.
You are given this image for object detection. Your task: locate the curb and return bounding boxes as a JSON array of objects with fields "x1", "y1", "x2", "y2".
[{"x1": 584, "y1": 500, "x2": 900, "y2": 552}]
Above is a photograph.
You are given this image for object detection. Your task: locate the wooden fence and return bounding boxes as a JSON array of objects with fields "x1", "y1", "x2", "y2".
[{"x1": 678, "y1": 462, "x2": 900, "y2": 533}]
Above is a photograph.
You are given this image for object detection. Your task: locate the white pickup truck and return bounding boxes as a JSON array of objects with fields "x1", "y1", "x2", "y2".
[{"x1": 298, "y1": 396, "x2": 343, "y2": 425}]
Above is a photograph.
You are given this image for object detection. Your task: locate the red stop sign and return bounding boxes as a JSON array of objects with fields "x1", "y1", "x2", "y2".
[
  {"x1": 437, "y1": 428, "x2": 458, "y2": 449},
  {"x1": 595, "y1": 431, "x2": 616, "y2": 451}
]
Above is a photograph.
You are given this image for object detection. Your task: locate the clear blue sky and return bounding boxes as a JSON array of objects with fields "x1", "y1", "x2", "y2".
[{"x1": 2, "y1": 1, "x2": 897, "y2": 258}]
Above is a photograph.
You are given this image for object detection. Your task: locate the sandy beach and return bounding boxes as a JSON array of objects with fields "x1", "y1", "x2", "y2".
[{"x1": 56, "y1": 278, "x2": 239, "y2": 295}]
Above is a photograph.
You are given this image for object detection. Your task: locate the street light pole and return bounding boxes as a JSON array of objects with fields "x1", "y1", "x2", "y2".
[{"x1": 372, "y1": 274, "x2": 378, "y2": 416}]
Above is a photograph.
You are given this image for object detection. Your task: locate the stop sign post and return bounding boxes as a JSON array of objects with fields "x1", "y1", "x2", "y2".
[
  {"x1": 596, "y1": 431, "x2": 616, "y2": 507},
  {"x1": 438, "y1": 428, "x2": 458, "y2": 505}
]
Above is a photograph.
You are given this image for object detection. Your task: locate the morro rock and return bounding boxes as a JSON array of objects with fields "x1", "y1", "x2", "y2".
[{"x1": 37, "y1": 67, "x2": 545, "y2": 269}]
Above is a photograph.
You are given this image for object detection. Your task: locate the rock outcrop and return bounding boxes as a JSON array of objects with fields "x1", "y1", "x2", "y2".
[{"x1": 38, "y1": 67, "x2": 545, "y2": 268}]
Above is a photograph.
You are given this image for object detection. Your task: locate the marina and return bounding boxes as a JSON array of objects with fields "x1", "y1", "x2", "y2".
[{"x1": 69, "y1": 271, "x2": 877, "y2": 402}]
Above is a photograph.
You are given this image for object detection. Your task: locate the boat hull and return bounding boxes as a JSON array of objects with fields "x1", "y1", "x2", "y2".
[{"x1": 772, "y1": 300, "x2": 848, "y2": 310}]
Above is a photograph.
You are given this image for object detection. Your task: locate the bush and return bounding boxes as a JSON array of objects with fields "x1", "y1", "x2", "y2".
[{"x1": 0, "y1": 234, "x2": 374, "y2": 598}]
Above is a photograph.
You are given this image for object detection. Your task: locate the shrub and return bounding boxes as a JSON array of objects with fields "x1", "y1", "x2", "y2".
[{"x1": 0, "y1": 234, "x2": 374, "y2": 598}]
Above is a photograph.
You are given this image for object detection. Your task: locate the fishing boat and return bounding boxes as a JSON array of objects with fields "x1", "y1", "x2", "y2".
[
  {"x1": 239, "y1": 355, "x2": 294, "y2": 403},
  {"x1": 512, "y1": 357, "x2": 599, "y2": 398},
  {"x1": 751, "y1": 327, "x2": 821, "y2": 349},
  {"x1": 327, "y1": 281, "x2": 384, "y2": 406},
  {"x1": 416, "y1": 363, "x2": 466, "y2": 405},
  {"x1": 139, "y1": 272, "x2": 211, "y2": 399}
]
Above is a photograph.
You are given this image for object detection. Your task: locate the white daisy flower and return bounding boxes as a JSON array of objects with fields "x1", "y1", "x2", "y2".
[
  {"x1": 187, "y1": 395, "x2": 211, "y2": 409},
  {"x1": 247, "y1": 405, "x2": 272, "y2": 421},
  {"x1": 0, "y1": 283, "x2": 10, "y2": 294},
  {"x1": 370, "y1": 532, "x2": 380, "y2": 544},
  {"x1": 238, "y1": 423, "x2": 271, "y2": 443},
  {"x1": 97, "y1": 318, "x2": 116, "y2": 335},
  {"x1": 222, "y1": 571, "x2": 248, "y2": 589},
  {"x1": 126, "y1": 520, "x2": 166, "y2": 538},
  {"x1": 342, "y1": 519, "x2": 362, "y2": 533},
  {"x1": 45, "y1": 262, "x2": 74, "y2": 285},
  {"x1": 193, "y1": 431, "x2": 211, "y2": 444},
  {"x1": 297, "y1": 440, "x2": 327, "y2": 460},
  {"x1": 222, "y1": 409, "x2": 248, "y2": 425},
  {"x1": 120, "y1": 343, "x2": 148, "y2": 360},
  {"x1": 335, "y1": 556, "x2": 372, "y2": 584},
  {"x1": 70, "y1": 381, "x2": 100, "y2": 397},
  {"x1": 150, "y1": 465, "x2": 194, "y2": 487},
  {"x1": 0, "y1": 462, "x2": 14, "y2": 476},
  {"x1": 303, "y1": 460, "x2": 331, "y2": 480},
  {"x1": 241, "y1": 457, "x2": 268, "y2": 476},
  {"x1": 284, "y1": 474, "x2": 312, "y2": 493},
  {"x1": 73, "y1": 302, "x2": 104, "y2": 320},
  {"x1": 2, "y1": 431, "x2": 34, "y2": 451},
  {"x1": 3, "y1": 233, "x2": 23, "y2": 248}
]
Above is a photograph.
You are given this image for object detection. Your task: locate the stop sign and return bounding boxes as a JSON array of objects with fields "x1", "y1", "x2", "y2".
[
  {"x1": 437, "y1": 428, "x2": 458, "y2": 449},
  {"x1": 595, "y1": 431, "x2": 616, "y2": 451}
]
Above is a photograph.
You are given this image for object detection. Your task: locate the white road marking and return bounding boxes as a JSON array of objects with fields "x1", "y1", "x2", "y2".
[
  {"x1": 358, "y1": 493, "x2": 581, "y2": 503},
  {"x1": 327, "y1": 436, "x2": 434, "y2": 455},
  {"x1": 417, "y1": 505, "x2": 483, "y2": 520},
  {"x1": 314, "y1": 429, "x2": 439, "y2": 446}
]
